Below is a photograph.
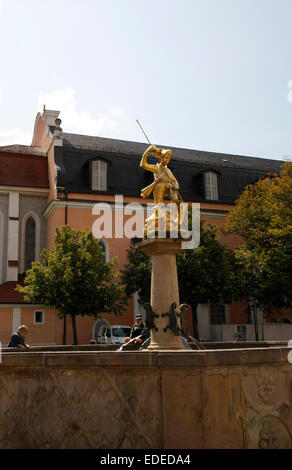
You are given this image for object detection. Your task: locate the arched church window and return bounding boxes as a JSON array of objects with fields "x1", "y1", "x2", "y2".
[
  {"x1": 98, "y1": 239, "x2": 106, "y2": 256},
  {"x1": 98, "y1": 239, "x2": 109, "y2": 262},
  {"x1": 24, "y1": 216, "x2": 36, "y2": 271}
]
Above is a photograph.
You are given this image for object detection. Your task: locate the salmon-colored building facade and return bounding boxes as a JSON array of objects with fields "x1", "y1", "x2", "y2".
[{"x1": 0, "y1": 109, "x2": 290, "y2": 345}]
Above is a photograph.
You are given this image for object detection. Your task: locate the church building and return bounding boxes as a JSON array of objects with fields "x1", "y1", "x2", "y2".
[{"x1": 0, "y1": 109, "x2": 290, "y2": 345}]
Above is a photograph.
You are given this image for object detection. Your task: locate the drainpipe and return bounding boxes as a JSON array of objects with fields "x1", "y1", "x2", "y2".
[{"x1": 65, "y1": 189, "x2": 68, "y2": 225}]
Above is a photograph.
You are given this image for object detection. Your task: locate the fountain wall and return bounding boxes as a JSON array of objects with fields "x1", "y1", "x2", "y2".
[{"x1": 0, "y1": 347, "x2": 291, "y2": 449}]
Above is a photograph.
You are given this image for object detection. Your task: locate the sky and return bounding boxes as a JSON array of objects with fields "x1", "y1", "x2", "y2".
[{"x1": 0, "y1": 0, "x2": 292, "y2": 160}]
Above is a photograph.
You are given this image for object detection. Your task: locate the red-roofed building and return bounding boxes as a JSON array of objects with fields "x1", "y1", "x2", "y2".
[
  {"x1": 0, "y1": 142, "x2": 52, "y2": 344},
  {"x1": 0, "y1": 274, "x2": 26, "y2": 304},
  {"x1": 0, "y1": 148, "x2": 48, "y2": 188}
]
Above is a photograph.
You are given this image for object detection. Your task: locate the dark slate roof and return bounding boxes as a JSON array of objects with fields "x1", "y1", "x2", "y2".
[
  {"x1": 56, "y1": 133, "x2": 283, "y2": 204},
  {"x1": 63, "y1": 133, "x2": 282, "y2": 171}
]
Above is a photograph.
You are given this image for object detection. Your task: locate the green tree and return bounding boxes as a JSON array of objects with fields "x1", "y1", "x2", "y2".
[
  {"x1": 177, "y1": 221, "x2": 242, "y2": 338},
  {"x1": 17, "y1": 225, "x2": 126, "y2": 344},
  {"x1": 226, "y1": 162, "x2": 292, "y2": 313},
  {"x1": 120, "y1": 246, "x2": 151, "y2": 306},
  {"x1": 121, "y1": 219, "x2": 241, "y2": 339}
]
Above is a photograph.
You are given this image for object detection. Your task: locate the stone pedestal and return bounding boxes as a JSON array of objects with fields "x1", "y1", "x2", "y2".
[{"x1": 137, "y1": 238, "x2": 184, "y2": 350}]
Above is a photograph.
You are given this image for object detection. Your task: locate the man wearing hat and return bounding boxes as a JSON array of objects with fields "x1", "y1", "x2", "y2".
[{"x1": 124, "y1": 313, "x2": 149, "y2": 345}]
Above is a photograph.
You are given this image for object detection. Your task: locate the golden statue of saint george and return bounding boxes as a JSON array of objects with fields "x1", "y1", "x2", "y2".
[
  {"x1": 140, "y1": 144, "x2": 180, "y2": 204},
  {"x1": 140, "y1": 144, "x2": 186, "y2": 237}
]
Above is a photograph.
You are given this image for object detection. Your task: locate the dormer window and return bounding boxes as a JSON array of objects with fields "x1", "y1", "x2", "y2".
[
  {"x1": 91, "y1": 159, "x2": 107, "y2": 191},
  {"x1": 204, "y1": 171, "x2": 218, "y2": 200}
]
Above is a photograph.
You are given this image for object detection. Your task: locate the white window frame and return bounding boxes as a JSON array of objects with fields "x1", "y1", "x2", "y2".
[
  {"x1": 210, "y1": 304, "x2": 226, "y2": 325},
  {"x1": 33, "y1": 310, "x2": 45, "y2": 325},
  {"x1": 91, "y1": 160, "x2": 108, "y2": 191},
  {"x1": 204, "y1": 171, "x2": 219, "y2": 200}
]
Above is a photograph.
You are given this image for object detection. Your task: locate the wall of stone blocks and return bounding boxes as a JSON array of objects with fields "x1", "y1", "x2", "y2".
[{"x1": 0, "y1": 348, "x2": 291, "y2": 449}]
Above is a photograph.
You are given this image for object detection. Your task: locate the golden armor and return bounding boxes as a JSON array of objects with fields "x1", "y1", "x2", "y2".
[{"x1": 140, "y1": 144, "x2": 186, "y2": 237}]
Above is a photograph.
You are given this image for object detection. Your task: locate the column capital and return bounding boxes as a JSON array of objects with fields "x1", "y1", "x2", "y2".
[{"x1": 137, "y1": 238, "x2": 182, "y2": 257}]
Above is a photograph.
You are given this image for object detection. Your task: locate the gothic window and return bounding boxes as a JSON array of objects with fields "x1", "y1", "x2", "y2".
[
  {"x1": 98, "y1": 239, "x2": 106, "y2": 256},
  {"x1": 24, "y1": 216, "x2": 36, "y2": 271},
  {"x1": 210, "y1": 304, "x2": 226, "y2": 324},
  {"x1": 98, "y1": 239, "x2": 109, "y2": 262},
  {"x1": 204, "y1": 171, "x2": 219, "y2": 200},
  {"x1": 91, "y1": 160, "x2": 107, "y2": 191}
]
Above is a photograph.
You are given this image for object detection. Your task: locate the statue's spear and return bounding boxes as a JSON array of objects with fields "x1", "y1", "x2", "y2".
[
  {"x1": 136, "y1": 119, "x2": 184, "y2": 203},
  {"x1": 136, "y1": 119, "x2": 151, "y2": 145},
  {"x1": 136, "y1": 119, "x2": 163, "y2": 159}
]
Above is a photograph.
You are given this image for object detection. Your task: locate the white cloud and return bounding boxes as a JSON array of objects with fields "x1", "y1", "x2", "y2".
[
  {"x1": 0, "y1": 129, "x2": 31, "y2": 146},
  {"x1": 288, "y1": 80, "x2": 292, "y2": 104},
  {"x1": 37, "y1": 88, "x2": 124, "y2": 137},
  {"x1": 0, "y1": 87, "x2": 126, "y2": 146},
  {"x1": 0, "y1": 78, "x2": 32, "y2": 146}
]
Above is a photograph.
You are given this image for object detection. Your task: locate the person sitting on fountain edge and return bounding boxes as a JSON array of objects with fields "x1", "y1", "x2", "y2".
[
  {"x1": 7, "y1": 325, "x2": 30, "y2": 350},
  {"x1": 124, "y1": 313, "x2": 149, "y2": 345}
]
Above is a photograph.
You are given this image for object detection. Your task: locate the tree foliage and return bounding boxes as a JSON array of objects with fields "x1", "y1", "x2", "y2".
[
  {"x1": 120, "y1": 217, "x2": 241, "y2": 338},
  {"x1": 17, "y1": 226, "x2": 126, "y2": 344},
  {"x1": 177, "y1": 221, "x2": 242, "y2": 337},
  {"x1": 120, "y1": 246, "x2": 151, "y2": 306},
  {"x1": 226, "y1": 162, "x2": 292, "y2": 312}
]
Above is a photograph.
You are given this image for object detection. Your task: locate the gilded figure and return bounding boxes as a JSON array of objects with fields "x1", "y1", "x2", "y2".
[
  {"x1": 140, "y1": 144, "x2": 187, "y2": 237},
  {"x1": 140, "y1": 144, "x2": 180, "y2": 204}
]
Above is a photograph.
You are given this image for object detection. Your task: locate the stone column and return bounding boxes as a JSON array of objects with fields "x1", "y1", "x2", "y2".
[{"x1": 137, "y1": 238, "x2": 184, "y2": 350}]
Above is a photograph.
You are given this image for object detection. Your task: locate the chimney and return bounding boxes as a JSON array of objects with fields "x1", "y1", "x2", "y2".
[
  {"x1": 53, "y1": 118, "x2": 63, "y2": 147},
  {"x1": 42, "y1": 108, "x2": 61, "y2": 127}
]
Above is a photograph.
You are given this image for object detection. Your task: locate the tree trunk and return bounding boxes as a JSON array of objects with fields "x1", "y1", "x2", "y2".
[
  {"x1": 62, "y1": 315, "x2": 67, "y2": 345},
  {"x1": 71, "y1": 315, "x2": 78, "y2": 345},
  {"x1": 191, "y1": 303, "x2": 199, "y2": 340}
]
